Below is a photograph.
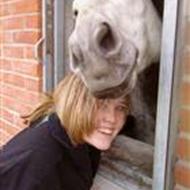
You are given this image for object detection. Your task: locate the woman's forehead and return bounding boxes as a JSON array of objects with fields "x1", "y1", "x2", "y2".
[{"x1": 97, "y1": 96, "x2": 128, "y2": 105}]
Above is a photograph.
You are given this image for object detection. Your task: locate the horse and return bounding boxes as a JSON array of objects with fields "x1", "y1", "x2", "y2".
[{"x1": 68, "y1": 0, "x2": 164, "y2": 144}]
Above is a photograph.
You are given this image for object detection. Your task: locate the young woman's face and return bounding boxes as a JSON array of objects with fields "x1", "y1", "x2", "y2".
[{"x1": 84, "y1": 97, "x2": 128, "y2": 150}]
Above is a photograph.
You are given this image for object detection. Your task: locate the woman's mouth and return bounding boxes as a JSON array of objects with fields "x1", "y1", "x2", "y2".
[{"x1": 97, "y1": 128, "x2": 114, "y2": 135}]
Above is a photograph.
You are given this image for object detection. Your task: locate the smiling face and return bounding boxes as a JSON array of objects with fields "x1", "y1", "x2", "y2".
[{"x1": 84, "y1": 97, "x2": 129, "y2": 150}]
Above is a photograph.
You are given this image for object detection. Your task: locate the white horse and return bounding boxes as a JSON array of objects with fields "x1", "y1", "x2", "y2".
[{"x1": 68, "y1": 0, "x2": 163, "y2": 144}]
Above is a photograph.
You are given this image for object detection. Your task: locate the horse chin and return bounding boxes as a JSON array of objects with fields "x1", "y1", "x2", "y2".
[{"x1": 92, "y1": 76, "x2": 135, "y2": 98}]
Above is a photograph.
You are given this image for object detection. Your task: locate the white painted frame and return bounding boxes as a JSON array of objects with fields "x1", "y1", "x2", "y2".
[{"x1": 153, "y1": 0, "x2": 181, "y2": 190}]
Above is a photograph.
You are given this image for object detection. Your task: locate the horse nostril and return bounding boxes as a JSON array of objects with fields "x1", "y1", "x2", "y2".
[
  {"x1": 70, "y1": 45, "x2": 84, "y2": 71},
  {"x1": 97, "y1": 22, "x2": 116, "y2": 54},
  {"x1": 71, "y1": 52, "x2": 79, "y2": 70}
]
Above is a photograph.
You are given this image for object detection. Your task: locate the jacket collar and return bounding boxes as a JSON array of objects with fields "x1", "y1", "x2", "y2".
[
  {"x1": 47, "y1": 113, "x2": 96, "y2": 185},
  {"x1": 47, "y1": 113, "x2": 73, "y2": 149}
]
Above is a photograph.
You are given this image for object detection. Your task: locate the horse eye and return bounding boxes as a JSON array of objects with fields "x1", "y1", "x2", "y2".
[{"x1": 73, "y1": 9, "x2": 78, "y2": 17}]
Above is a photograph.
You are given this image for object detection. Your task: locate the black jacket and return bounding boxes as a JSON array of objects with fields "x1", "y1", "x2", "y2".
[{"x1": 0, "y1": 113, "x2": 101, "y2": 190}]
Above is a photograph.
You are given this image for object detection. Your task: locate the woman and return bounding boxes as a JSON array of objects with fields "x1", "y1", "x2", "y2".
[{"x1": 0, "y1": 73, "x2": 130, "y2": 190}]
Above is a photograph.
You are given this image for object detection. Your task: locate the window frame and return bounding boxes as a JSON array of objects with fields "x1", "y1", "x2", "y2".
[
  {"x1": 153, "y1": 0, "x2": 181, "y2": 190},
  {"x1": 43, "y1": 0, "x2": 182, "y2": 189}
]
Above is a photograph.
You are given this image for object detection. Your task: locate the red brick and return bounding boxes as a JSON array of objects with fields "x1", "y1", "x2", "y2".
[
  {"x1": 25, "y1": 46, "x2": 43, "y2": 61},
  {"x1": 21, "y1": 91, "x2": 40, "y2": 105},
  {"x1": 11, "y1": 0, "x2": 41, "y2": 15},
  {"x1": 183, "y1": 52, "x2": 190, "y2": 74},
  {"x1": 0, "y1": 0, "x2": 41, "y2": 17},
  {"x1": 0, "y1": 32, "x2": 3, "y2": 43},
  {"x1": 1, "y1": 107, "x2": 15, "y2": 123},
  {"x1": 2, "y1": 72, "x2": 42, "y2": 91},
  {"x1": 24, "y1": 77, "x2": 42, "y2": 92},
  {"x1": 25, "y1": 14, "x2": 42, "y2": 29},
  {"x1": 0, "y1": 85, "x2": 2, "y2": 95},
  {"x1": 3, "y1": 72, "x2": 25, "y2": 87},
  {"x1": 0, "y1": 71, "x2": 3, "y2": 82},
  {"x1": 180, "y1": 82, "x2": 190, "y2": 106},
  {"x1": 0, "y1": 32, "x2": 13, "y2": 43},
  {"x1": 0, "y1": 4, "x2": 10, "y2": 17},
  {"x1": 13, "y1": 31, "x2": 41, "y2": 44},
  {"x1": 0, "y1": 48, "x2": 2, "y2": 57},
  {"x1": 2, "y1": 125, "x2": 20, "y2": 137},
  {"x1": 2, "y1": 95, "x2": 32, "y2": 115},
  {"x1": 0, "y1": 59, "x2": 12, "y2": 70},
  {"x1": 1, "y1": 84, "x2": 41, "y2": 105},
  {"x1": 179, "y1": 109, "x2": 190, "y2": 133},
  {"x1": 1, "y1": 84, "x2": 18, "y2": 97},
  {"x1": 24, "y1": 46, "x2": 35, "y2": 59},
  {"x1": 13, "y1": 60, "x2": 42, "y2": 77},
  {"x1": 1, "y1": 95, "x2": 18, "y2": 112},
  {"x1": 0, "y1": 4, "x2": 2, "y2": 18},
  {"x1": 175, "y1": 161, "x2": 190, "y2": 188},
  {"x1": 3, "y1": 45, "x2": 24, "y2": 58},
  {"x1": 0, "y1": 0, "x2": 13, "y2": 2},
  {"x1": 0, "y1": 22, "x2": 3, "y2": 32},
  {"x1": 2, "y1": 17, "x2": 25, "y2": 30},
  {"x1": 14, "y1": 102, "x2": 33, "y2": 116},
  {"x1": 0, "y1": 119, "x2": 22, "y2": 137},
  {"x1": 177, "y1": 137, "x2": 190, "y2": 162}
]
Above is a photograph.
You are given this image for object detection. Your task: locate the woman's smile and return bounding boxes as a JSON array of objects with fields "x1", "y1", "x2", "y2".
[
  {"x1": 97, "y1": 124, "x2": 115, "y2": 135},
  {"x1": 97, "y1": 128, "x2": 113, "y2": 135},
  {"x1": 84, "y1": 97, "x2": 129, "y2": 150}
]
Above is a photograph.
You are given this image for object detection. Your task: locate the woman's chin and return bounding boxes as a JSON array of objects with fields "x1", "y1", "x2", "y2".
[
  {"x1": 84, "y1": 132, "x2": 114, "y2": 150},
  {"x1": 92, "y1": 141, "x2": 112, "y2": 151}
]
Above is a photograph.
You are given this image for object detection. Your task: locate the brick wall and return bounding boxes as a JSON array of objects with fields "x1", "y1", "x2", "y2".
[
  {"x1": 0, "y1": 0, "x2": 42, "y2": 146},
  {"x1": 0, "y1": 0, "x2": 190, "y2": 189},
  {"x1": 174, "y1": 1, "x2": 190, "y2": 190}
]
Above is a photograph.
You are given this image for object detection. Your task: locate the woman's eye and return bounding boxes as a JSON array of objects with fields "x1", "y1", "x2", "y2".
[{"x1": 116, "y1": 106, "x2": 127, "y2": 112}]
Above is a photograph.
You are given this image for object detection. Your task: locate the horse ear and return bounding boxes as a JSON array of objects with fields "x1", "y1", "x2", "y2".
[{"x1": 151, "y1": 0, "x2": 164, "y2": 19}]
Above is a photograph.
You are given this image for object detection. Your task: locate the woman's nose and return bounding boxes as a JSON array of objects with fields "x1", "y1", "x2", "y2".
[{"x1": 104, "y1": 108, "x2": 116, "y2": 124}]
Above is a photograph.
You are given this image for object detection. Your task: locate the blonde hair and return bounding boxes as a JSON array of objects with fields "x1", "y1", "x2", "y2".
[{"x1": 23, "y1": 73, "x2": 130, "y2": 145}]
